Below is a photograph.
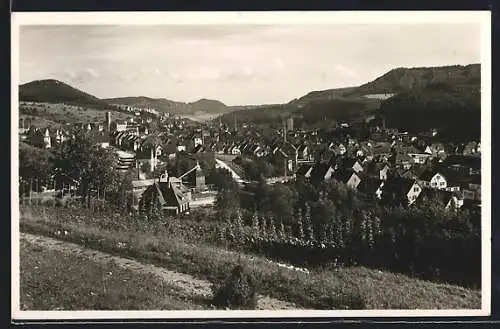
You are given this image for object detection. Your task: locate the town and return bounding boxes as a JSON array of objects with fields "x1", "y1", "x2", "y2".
[{"x1": 19, "y1": 100, "x2": 481, "y2": 216}]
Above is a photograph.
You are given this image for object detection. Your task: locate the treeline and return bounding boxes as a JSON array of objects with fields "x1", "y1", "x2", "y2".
[
  {"x1": 215, "y1": 177, "x2": 481, "y2": 287},
  {"x1": 379, "y1": 83, "x2": 481, "y2": 142},
  {"x1": 19, "y1": 133, "x2": 133, "y2": 208}
]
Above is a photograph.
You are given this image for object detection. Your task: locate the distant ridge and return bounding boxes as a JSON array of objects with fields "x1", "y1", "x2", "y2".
[
  {"x1": 103, "y1": 96, "x2": 230, "y2": 115},
  {"x1": 220, "y1": 63, "x2": 481, "y2": 140}
]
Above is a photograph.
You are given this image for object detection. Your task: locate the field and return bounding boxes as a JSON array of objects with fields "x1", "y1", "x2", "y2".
[
  {"x1": 19, "y1": 102, "x2": 135, "y2": 128},
  {"x1": 19, "y1": 205, "x2": 481, "y2": 310},
  {"x1": 20, "y1": 235, "x2": 209, "y2": 310}
]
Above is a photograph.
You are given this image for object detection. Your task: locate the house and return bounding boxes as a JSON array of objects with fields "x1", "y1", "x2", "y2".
[
  {"x1": 85, "y1": 130, "x2": 110, "y2": 148},
  {"x1": 417, "y1": 188, "x2": 463, "y2": 211},
  {"x1": 310, "y1": 163, "x2": 335, "y2": 182},
  {"x1": 139, "y1": 179, "x2": 190, "y2": 215},
  {"x1": 194, "y1": 137, "x2": 203, "y2": 147},
  {"x1": 381, "y1": 177, "x2": 422, "y2": 206},
  {"x1": 372, "y1": 142, "x2": 392, "y2": 160},
  {"x1": 297, "y1": 144, "x2": 312, "y2": 161},
  {"x1": 336, "y1": 157, "x2": 364, "y2": 174},
  {"x1": 460, "y1": 174, "x2": 481, "y2": 202},
  {"x1": 333, "y1": 169, "x2": 361, "y2": 190},
  {"x1": 463, "y1": 141, "x2": 480, "y2": 156},
  {"x1": 329, "y1": 142, "x2": 346, "y2": 155},
  {"x1": 358, "y1": 176, "x2": 384, "y2": 199},
  {"x1": 408, "y1": 151, "x2": 431, "y2": 165},
  {"x1": 390, "y1": 152, "x2": 413, "y2": 170},
  {"x1": 379, "y1": 164, "x2": 390, "y2": 181},
  {"x1": 429, "y1": 143, "x2": 447, "y2": 159},
  {"x1": 112, "y1": 121, "x2": 128, "y2": 132},
  {"x1": 396, "y1": 168, "x2": 417, "y2": 180},
  {"x1": 418, "y1": 170, "x2": 447, "y2": 190},
  {"x1": 296, "y1": 164, "x2": 314, "y2": 179},
  {"x1": 115, "y1": 150, "x2": 136, "y2": 172},
  {"x1": 163, "y1": 143, "x2": 178, "y2": 159},
  {"x1": 442, "y1": 155, "x2": 481, "y2": 176}
]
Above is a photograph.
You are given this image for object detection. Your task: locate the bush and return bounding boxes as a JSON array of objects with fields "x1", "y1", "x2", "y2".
[{"x1": 211, "y1": 265, "x2": 258, "y2": 310}]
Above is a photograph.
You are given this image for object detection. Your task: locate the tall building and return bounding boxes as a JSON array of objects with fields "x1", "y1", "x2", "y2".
[
  {"x1": 286, "y1": 117, "x2": 294, "y2": 131},
  {"x1": 105, "y1": 111, "x2": 112, "y2": 131}
]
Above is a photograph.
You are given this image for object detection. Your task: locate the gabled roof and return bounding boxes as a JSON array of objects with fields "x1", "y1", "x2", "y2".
[
  {"x1": 358, "y1": 176, "x2": 383, "y2": 195},
  {"x1": 333, "y1": 169, "x2": 358, "y2": 184},
  {"x1": 339, "y1": 157, "x2": 360, "y2": 169},
  {"x1": 383, "y1": 177, "x2": 419, "y2": 195},
  {"x1": 155, "y1": 182, "x2": 189, "y2": 207},
  {"x1": 296, "y1": 164, "x2": 313, "y2": 176},
  {"x1": 419, "y1": 170, "x2": 443, "y2": 181},
  {"x1": 310, "y1": 163, "x2": 333, "y2": 181},
  {"x1": 417, "y1": 188, "x2": 456, "y2": 205}
]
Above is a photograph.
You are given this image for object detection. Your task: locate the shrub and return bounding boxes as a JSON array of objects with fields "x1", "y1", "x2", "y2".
[{"x1": 211, "y1": 265, "x2": 258, "y2": 310}]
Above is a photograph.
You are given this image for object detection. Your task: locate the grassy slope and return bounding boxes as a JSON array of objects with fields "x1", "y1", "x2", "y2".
[
  {"x1": 19, "y1": 206, "x2": 481, "y2": 310},
  {"x1": 20, "y1": 102, "x2": 135, "y2": 126},
  {"x1": 20, "y1": 238, "x2": 208, "y2": 310}
]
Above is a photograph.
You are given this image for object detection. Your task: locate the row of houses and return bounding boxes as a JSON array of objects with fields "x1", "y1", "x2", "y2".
[{"x1": 294, "y1": 153, "x2": 481, "y2": 211}]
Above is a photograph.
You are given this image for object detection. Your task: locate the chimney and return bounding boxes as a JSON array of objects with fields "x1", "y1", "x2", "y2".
[
  {"x1": 106, "y1": 111, "x2": 112, "y2": 131},
  {"x1": 150, "y1": 148, "x2": 155, "y2": 173},
  {"x1": 283, "y1": 121, "x2": 287, "y2": 143}
]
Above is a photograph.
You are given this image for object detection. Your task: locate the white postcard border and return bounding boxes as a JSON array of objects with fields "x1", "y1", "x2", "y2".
[{"x1": 11, "y1": 10, "x2": 492, "y2": 320}]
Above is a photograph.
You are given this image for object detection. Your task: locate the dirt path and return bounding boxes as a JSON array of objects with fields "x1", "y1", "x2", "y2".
[{"x1": 21, "y1": 232, "x2": 298, "y2": 310}]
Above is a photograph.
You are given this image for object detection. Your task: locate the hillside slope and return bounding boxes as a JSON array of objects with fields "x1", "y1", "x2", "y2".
[
  {"x1": 19, "y1": 79, "x2": 111, "y2": 109},
  {"x1": 222, "y1": 64, "x2": 481, "y2": 132},
  {"x1": 351, "y1": 63, "x2": 480, "y2": 96}
]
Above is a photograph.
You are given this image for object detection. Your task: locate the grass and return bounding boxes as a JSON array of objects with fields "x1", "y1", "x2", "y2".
[
  {"x1": 20, "y1": 102, "x2": 135, "y2": 127},
  {"x1": 20, "y1": 238, "x2": 210, "y2": 310},
  {"x1": 19, "y1": 207, "x2": 481, "y2": 310}
]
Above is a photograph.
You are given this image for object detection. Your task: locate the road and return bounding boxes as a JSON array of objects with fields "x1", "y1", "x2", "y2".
[{"x1": 20, "y1": 232, "x2": 298, "y2": 310}]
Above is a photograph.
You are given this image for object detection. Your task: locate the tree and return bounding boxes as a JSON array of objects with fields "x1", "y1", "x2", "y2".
[
  {"x1": 242, "y1": 159, "x2": 274, "y2": 180},
  {"x1": 53, "y1": 133, "x2": 122, "y2": 204},
  {"x1": 213, "y1": 168, "x2": 240, "y2": 219},
  {"x1": 262, "y1": 184, "x2": 297, "y2": 224},
  {"x1": 19, "y1": 142, "x2": 54, "y2": 194},
  {"x1": 19, "y1": 142, "x2": 54, "y2": 181}
]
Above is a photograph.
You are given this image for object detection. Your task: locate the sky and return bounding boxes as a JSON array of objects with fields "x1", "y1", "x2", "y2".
[{"x1": 19, "y1": 24, "x2": 481, "y2": 106}]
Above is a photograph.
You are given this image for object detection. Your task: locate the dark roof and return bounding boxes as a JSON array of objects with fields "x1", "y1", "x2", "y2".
[
  {"x1": 85, "y1": 131, "x2": 109, "y2": 143},
  {"x1": 417, "y1": 188, "x2": 455, "y2": 205},
  {"x1": 338, "y1": 157, "x2": 360, "y2": 169},
  {"x1": 419, "y1": 169, "x2": 438, "y2": 181},
  {"x1": 296, "y1": 164, "x2": 313, "y2": 176},
  {"x1": 310, "y1": 163, "x2": 333, "y2": 180},
  {"x1": 333, "y1": 169, "x2": 357, "y2": 184},
  {"x1": 358, "y1": 177, "x2": 383, "y2": 195},
  {"x1": 442, "y1": 155, "x2": 481, "y2": 170},
  {"x1": 156, "y1": 182, "x2": 189, "y2": 207},
  {"x1": 383, "y1": 177, "x2": 418, "y2": 195}
]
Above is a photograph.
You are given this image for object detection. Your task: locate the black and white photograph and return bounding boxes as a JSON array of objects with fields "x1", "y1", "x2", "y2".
[{"x1": 11, "y1": 11, "x2": 491, "y2": 319}]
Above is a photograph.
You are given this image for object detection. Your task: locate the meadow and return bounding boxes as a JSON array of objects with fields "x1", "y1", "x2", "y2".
[{"x1": 19, "y1": 204, "x2": 481, "y2": 310}]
